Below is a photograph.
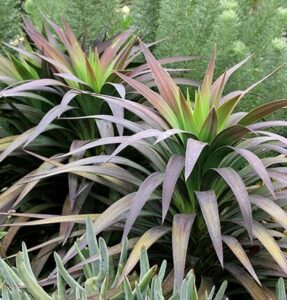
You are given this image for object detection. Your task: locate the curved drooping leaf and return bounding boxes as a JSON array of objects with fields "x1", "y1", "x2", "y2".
[
  {"x1": 213, "y1": 168, "x2": 253, "y2": 240},
  {"x1": 231, "y1": 147, "x2": 274, "y2": 197},
  {"x1": 172, "y1": 214, "x2": 195, "y2": 291},
  {"x1": 239, "y1": 99, "x2": 287, "y2": 126},
  {"x1": 162, "y1": 155, "x2": 185, "y2": 222},
  {"x1": 222, "y1": 235, "x2": 259, "y2": 284},
  {"x1": 195, "y1": 191, "x2": 223, "y2": 266},
  {"x1": 118, "y1": 226, "x2": 170, "y2": 285},
  {"x1": 184, "y1": 138, "x2": 207, "y2": 180},
  {"x1": 122, "y1": 172, "x2": 164, "y2": 240}
]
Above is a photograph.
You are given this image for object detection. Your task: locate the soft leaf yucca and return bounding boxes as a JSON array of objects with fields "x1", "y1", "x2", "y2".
[
  {"x1": 30, "y1": 43, "x2": 287, "y2": 297},
  {"x1": 0, "y1": 18, "x2": 195, "y2": 275},
  {"x1": 1, "y1": 17, "x2": 287, "y2": 298}
]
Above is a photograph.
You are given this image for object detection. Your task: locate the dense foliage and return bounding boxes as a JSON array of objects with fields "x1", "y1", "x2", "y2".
[
  {"x1": 0, "y1": 8, "x2": 287, "y2": 300},
  {"x1": 0, "y1": 219, "x2": 229, "y2": 299},
  {"x1": 0, "y1": 0, "x2": 23, "y2": 45},
  {"x1": 155, "y1": 0, "x2": 287, "y2": 114}
]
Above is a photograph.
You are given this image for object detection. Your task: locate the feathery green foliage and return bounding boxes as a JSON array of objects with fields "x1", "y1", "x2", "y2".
[
  {"x1": 0, "y1": 0, "x2": 22, "y2": 45},
  {"x1": 131, "y1": 0, "x2": 160, "y2": 41},
  {"x1": 24, "y1": 0, "x2": 67, "y2": 29},
  {"x1": 155, "y1": 0, "x2": 287, "y2": 114}
]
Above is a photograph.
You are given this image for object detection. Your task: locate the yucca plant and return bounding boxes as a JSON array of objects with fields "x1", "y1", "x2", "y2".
[
  {"x1": 24, "y1": 44, "x2": 287, "y2": 297},
  {"x1": 0, "y1": 18, "x2": 196, "y2": 269},
  {"x1": 0, "y1": 219, "x2": 228, "y2": 300}
]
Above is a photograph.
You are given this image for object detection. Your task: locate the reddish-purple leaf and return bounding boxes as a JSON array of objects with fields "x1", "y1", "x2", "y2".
[
  {"x1": 122, "y1": 172, "x2": 164, "y2": 240},
  {"x1": 214, "y1": 168, "x2": 252, "y2": 240},
  {"x1": 107, "y1": 129, "x2": 161, "y2": 162},
  {"x1": 172, "y1": 214, "x2": 195, "y2": 291},
  {"x1": 250, "y1": 195, "x2": 287, "y2": 230},
  {"x1": 162, "y1": 155, "x2": 185, "y2": 222},
  {"x1": 239, "y1": 100, "x2": 287, "y2": 126},
  {"x1": 196, "y1": 191, "x2": 223, "y2": 266},
  {"x1": 185, "y1": 138, "x2": 207, "y2": 180},
  {"x1": 24, "y1": 105, "x2": 72, "y2": 146},
  {"x1": 231, "y1": 147, "x2": 274, "y2": 197}
]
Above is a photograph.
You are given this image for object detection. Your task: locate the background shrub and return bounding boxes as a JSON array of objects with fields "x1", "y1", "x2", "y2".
[{"x1": 0, "y1": 0, "x2": 23, "y2": 46}]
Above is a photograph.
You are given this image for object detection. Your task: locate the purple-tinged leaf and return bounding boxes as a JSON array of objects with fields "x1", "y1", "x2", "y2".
[
  {"x1": 250, "y1": 195, "x2": 287, "y2": 230},
  {"x1": 210, "y1": 125, "x2": 251, "y2": 149},
  {"x1": 60, "y1": 193, "x2": 136, "y2": 266},
  {"x1": 225, "y1": 264, "x2": 270, "y2": 299},
  {"x1": 162, "y1": 156, "x2": 185, "y2": 222},
  {"x1": 115, "y1": 71, "x2": 175, "y2": 121},
  {"x1": 195, "y1": 191, "x2": 223, "y2": 267},
  {"x1": 222, "y1": 235, "x2": 260, "y2": 284},
  {"x1": 0, "y1": 79, "x2": 65, "y2": 97},
  {"x1": 155, "y1": 128, "x2": 187, "y2": 144},
  {"x1": 201, "y1": 48, "x2": 216, "y2": 104},
  {"x1": 122, "y1": 172, "x2": 164, "y2": 240},
  {"x1": 231, "y1": 147, "x2": 274, "y2": 197},
  {"x1": 256, "y1": 131, "x2": 287, "y2": 146},
  {"x1": 96, "y1": 94, "x2": 169, "y2": 130},
  {"x1": 172, "y1": 214, "x2": 195, "y2": 291},
  {"x1": 140, "y1": 40, "x2": 182, "y2": 111},
  {"x1": 129, "y1": 56, "x2": 198, "y2": 78},
  {"x1": 214, "y1": 168, "x2": 252, "y2": 240},
  {"x1": 239, "y1": 100, "x2": 287, "y2": 126},
  {"x1": 24, "y1": 105, "x2": 73, "y2": 146},
  {"x1": 185, "y1": 138, "x2": 207, "y2": 180},
  {"x1": 107, "y1": 129, "x2": 161, "y2": 162},
  {"x1": 252, "y1": 221, "x2": 287, "y2": 275},
  {"x1": 196, "y1": 191, "x2": 223, "y2": 266},
  {"x1": 0, "y1": 128, "x2": 33, "y2": 163},
  {"x1": 212, "y1": 55, "x2": 251, "y2": 102},
  {"x1": 248, "y1": 120, "x2": 287, "y2": 131}
]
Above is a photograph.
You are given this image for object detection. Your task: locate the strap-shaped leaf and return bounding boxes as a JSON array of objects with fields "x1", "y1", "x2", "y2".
[
  {"x1": 210, "y1": 125, "x2": 250, "y2": 150},
  {"x1": 107, "y1": 129, "x2": 161, "y2": 162},
  {"x1": 140, "y1": 40, "x2": 181, "y2": 111},
  {"x1": 222, "y1": 235, "x2": 259, "y2": 284},
  {"x1": 226, "y1": 264, "x2": 271, "y2": 299},
  {"x1": 214, "y1": 168, "x2": 252, "y2": 240},
  {"x1": 118, "y1": 226, "x2": 170, "y2": 285},
  {"x1": 172, "y1": 214, "x2": 195, "y2": 291},
  {"x1": 185, "y1": 138, "x2": 207, "y2": 180},
  {"x1": 239, "y1": 99, "x2": 287, "y2": 126},
  {"x1": 162, "y1": 155, "x2": 185, "y2": 222},
  {"x1": 231, "y1": 147, "x2": 274, "y2": 197},
  {"x1": 115, "y1": 71, "x2": 176, "y2": 122},
  {"x1": 196, "y1": 191, "x2": 223, "y2": 266},
  {"x1": 24, "y1": 105, "x2": 72, "y2": 146},
  {"x1": 198, "y1": 107, "x2": 218, "y2": 142},
  {"x1": 122, "y1": 172, "x2": 164, "y2": 240},
  {"x1": 252, "y1": 221, "x2": 287, "y2": 275},
  {"x1": 250, "y1": 195, "x2": 287, "y2": 230}
]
